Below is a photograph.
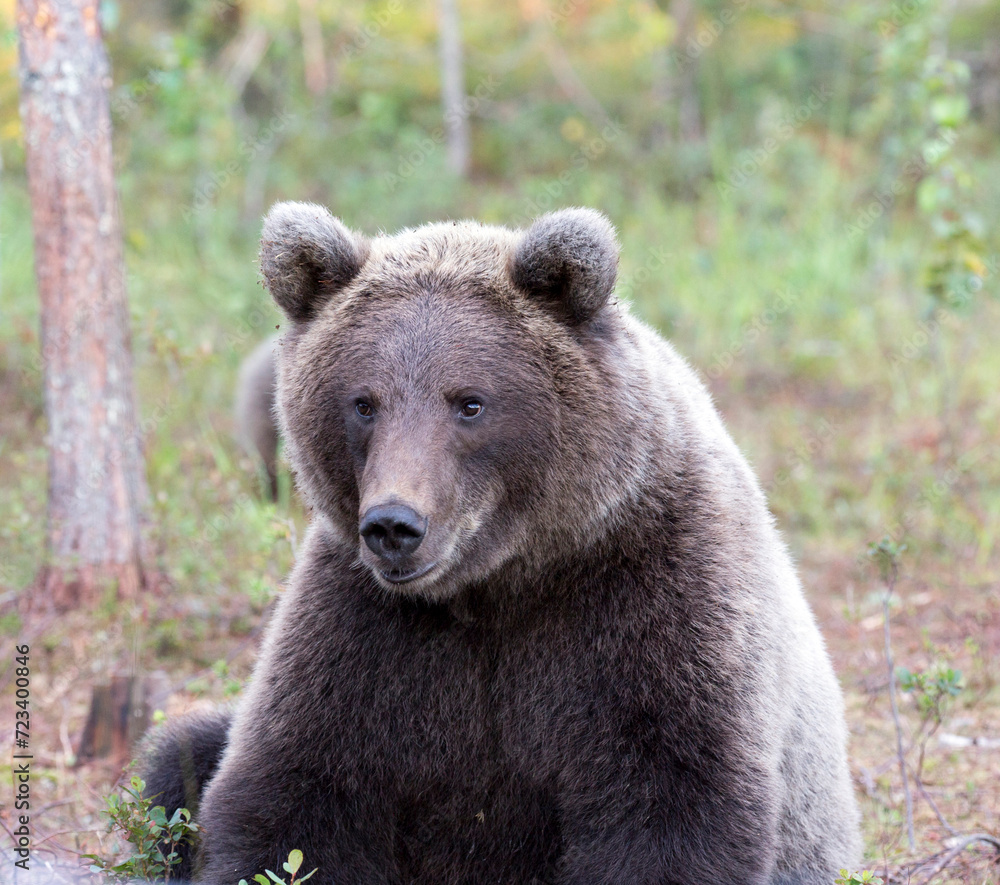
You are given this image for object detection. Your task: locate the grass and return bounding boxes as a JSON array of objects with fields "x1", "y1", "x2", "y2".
[{"x1": 1, "y1": 139, "x2": 998, "y2": 880}]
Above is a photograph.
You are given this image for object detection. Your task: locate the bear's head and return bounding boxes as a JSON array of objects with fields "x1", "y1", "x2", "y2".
[{"x1": 260, "y1": 203, "x2": 653, "y2": 601}]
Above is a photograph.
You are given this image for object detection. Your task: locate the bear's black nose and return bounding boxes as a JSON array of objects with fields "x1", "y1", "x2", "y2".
[{"x1": 360, "y1": 504, "x2": 427, "y2": 558}]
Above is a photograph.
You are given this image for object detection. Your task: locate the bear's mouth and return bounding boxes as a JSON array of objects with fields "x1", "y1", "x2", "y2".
[{"x1": 378, "y1": 560, "x2": 439, "y2": 585}]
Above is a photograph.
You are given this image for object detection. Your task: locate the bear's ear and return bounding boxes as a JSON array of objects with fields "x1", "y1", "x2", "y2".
[
  {"x1": 510, "y1": 208, "x2": 619, "y2": 323},
  {"x1": 260, "y1": 202, "x2": 369, "y2": 323}
]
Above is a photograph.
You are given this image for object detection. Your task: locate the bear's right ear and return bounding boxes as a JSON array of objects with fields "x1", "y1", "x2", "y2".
[{"x1": 260, "y1": 202, "x2": 369, "y2": 323}]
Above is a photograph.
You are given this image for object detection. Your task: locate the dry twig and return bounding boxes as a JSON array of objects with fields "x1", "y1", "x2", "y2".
[{"x1": 915, "y1": 833, "x2": 1000, "y2": 885}]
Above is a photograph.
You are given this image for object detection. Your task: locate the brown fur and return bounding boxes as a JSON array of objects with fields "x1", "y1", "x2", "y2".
[
  {"x1": 146, "y1": 204, "x2": 861, "y2": 884},
  {"x1": 235, "y1": 335, "x2": 280, "y2": 500}
]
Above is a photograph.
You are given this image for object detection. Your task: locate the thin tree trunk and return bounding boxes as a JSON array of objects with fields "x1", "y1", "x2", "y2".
[
  {"x1": 18, "y1": 0, "x2": 149, "y2": 610},
  {"x1": 298, "y1": 0, "x2": 327, "y2": 97},
  {"x1": 669, "y1": 0, "x2": 704, "y2": 143},
  {"x1": 438, "y1": 0, "x2": 470, "y2": 177}
]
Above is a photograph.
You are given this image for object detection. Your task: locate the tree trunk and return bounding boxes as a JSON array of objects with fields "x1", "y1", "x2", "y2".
[
  {"x1": 298, "y1": 0, "x2": 327, "y2": 97},
  {"x1": 438, "y1": 0, "x2": 470, "y2": 178},
  {"x1": 76, "y1": 674, "x2": 156, "y2": 765},
  {"x1": 18, "y1": 0, "x2": 149, "y2": 610},
  {"x1": 652, "y1": 0, "x2": 704, "y2": 144},
  {"x1": 674, "y1": 0, "x2": 704, "y2": 142}
]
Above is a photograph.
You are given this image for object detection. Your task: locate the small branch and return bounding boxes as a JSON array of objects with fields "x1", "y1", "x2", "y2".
[
  {"x1": 0, "y1": 815, "x2": 17, "y2": 844},
  {"x1": 909, "y1": 768, "x2": 958, "y2": 837},
  {"x1": 298, "y1": 0, "x2": 327, "y2": 96},
  {"x1": 438, "y1": 0, "x2": 470, "y2": 177},
  {"x1": 217, "y1": 24, "x2": 272, "y2": 99},
  {"x1": 883, "y1": 570, "x2": 915, "y2": 850},
  {"x1": 59, "y1": 696, "x2": 76, "y2": 765},
  {"x1": 32, "y1": 828, "x2": 106, "y2": 847},
  {"x1": 915, "y1": 833, "x2": 1000, "y2": 885},
  {"x1": 538, "y1": 33, "x2": 611, "y2": 133},
  {"x1": 855, "y1": 765, "x2": 880, "y2": 800}
]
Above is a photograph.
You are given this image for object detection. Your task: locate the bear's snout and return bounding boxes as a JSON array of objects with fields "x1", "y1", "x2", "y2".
[{"x1": 360, "y1": 503, "x2": 428, "y2": 560}]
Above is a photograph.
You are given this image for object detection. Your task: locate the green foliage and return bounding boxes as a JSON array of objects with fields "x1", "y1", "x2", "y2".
[
  {"x1": 835, "y1": 871, "x2": 884, "y2": 885},
  {"x1": 912, "y1": 56, "x2": 985, "y2": 307},
  {"x1": 897, "y1": 662, "x2": 964, "y2": 724},
  {"x1": 897, "y1": 660, "x2": 965, "y2": 781},
  {"x1": 212, "y1": 657, "x2": 245, "y2": 697},
  {"x1": 867, "y1": 537, "x2": 906, "y2": 587},
  {"x1": 859, "y1": 0, "x2": 987, "y2": 305},
  {"x1": 85, "y1": 776, "x2": 198, "y2": 882},
  {"x1": 238, "y1": 849, "x2": 318, "y2": 885}
]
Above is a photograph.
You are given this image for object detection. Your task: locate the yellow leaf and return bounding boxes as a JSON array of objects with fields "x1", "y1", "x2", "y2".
[{"x1": 560, "y1": 116, "x2": 586, "y2": 143}]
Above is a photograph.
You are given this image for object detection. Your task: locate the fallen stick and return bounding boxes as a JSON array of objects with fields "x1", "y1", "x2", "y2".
[{"x1": 915, "y1": 833, "x2": 1000, "y2": 885}]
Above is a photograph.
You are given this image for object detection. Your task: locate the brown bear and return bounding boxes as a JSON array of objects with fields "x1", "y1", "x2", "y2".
[
  {"x1": 235, "y1": 334, "x2": 280, "y2": 500},
  {"x1": 143, "y1": 203, "x2": 861, "y2": 884}
]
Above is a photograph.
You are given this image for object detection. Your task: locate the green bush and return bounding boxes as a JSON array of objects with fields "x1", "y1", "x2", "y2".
[{"x1": 85, "y1": 775, "x2": 198, "y2": 882}]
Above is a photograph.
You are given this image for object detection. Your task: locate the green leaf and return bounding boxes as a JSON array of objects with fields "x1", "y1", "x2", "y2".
[
  {"x1": 285, "y1": 849, "x2": 304, "y2": 876},
  {"x1": 929, "y1": 95, "x2": 969, "y2": 128}
]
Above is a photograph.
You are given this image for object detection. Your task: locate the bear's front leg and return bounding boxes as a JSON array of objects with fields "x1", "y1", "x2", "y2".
[
  {"x1": 554, "y1": 811, "x2": 777, "y2": 885},
  {"x1": 195, "y1": 759, "x2": 400, "y2": 885},
  {"x1": 552, "y1": 739, "x2": 779, "y2": 885}
]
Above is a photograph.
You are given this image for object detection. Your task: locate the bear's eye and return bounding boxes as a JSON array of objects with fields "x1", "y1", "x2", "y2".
[
  {"x1": 459, "y1": 400, "x2": 484, "y2": 420},
  {"x1": 356, "y1": 401, "x2": 375, "y2": 419}
]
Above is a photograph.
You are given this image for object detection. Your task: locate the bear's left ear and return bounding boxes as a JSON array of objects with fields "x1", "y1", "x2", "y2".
[
  {"x1": 260, "y1": 202, "x2": 369, "y2": 323},
  {"x1": 510, "y1": 208, "x2": 619, "y2": 323}
]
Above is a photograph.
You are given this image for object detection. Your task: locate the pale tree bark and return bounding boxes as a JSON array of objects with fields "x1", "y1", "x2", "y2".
[
  {"x1": 298, "y1": 0, "x2": 328, "y2": 97},
  {"x1": 438, "y1": 0, "x2": 470, "y2": 177},
  {"x1": 652, "y1": 0, "x2": 704, "y2": 144},
  {"x1": 18, "y1": 0, "x2": 149, "y2": 610},
  {"x1": 673, "y1": 0, "x2": 703, "y2": 142}
]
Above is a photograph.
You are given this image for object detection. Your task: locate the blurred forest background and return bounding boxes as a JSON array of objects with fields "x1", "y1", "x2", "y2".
[{"x1": 1, "y1": 0, "x2": 999, "y2": 881}]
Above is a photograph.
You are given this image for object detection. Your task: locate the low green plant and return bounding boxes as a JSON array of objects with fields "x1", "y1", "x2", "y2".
[
  {"x1": 85, "y1": 775, "x2": 198, "y2": 882},
  {"x1": 897, "y1": 661, "x2": 963, "y2": 723},
  {"x1": 835, "y1": 871, "x2": 884, "y2": 885},
  {"x1": 867, "y1": 536, "x2": 915, "y2": 849},
  {"x1": 867, "y1": 536, "x2": 906, "y2": 586},
  {"x1": 898, "y1": 660, "x2": 964, "y2": 781},
  {"x1": 238, "y1": 849, "x2": 318, "y2": 885}
]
